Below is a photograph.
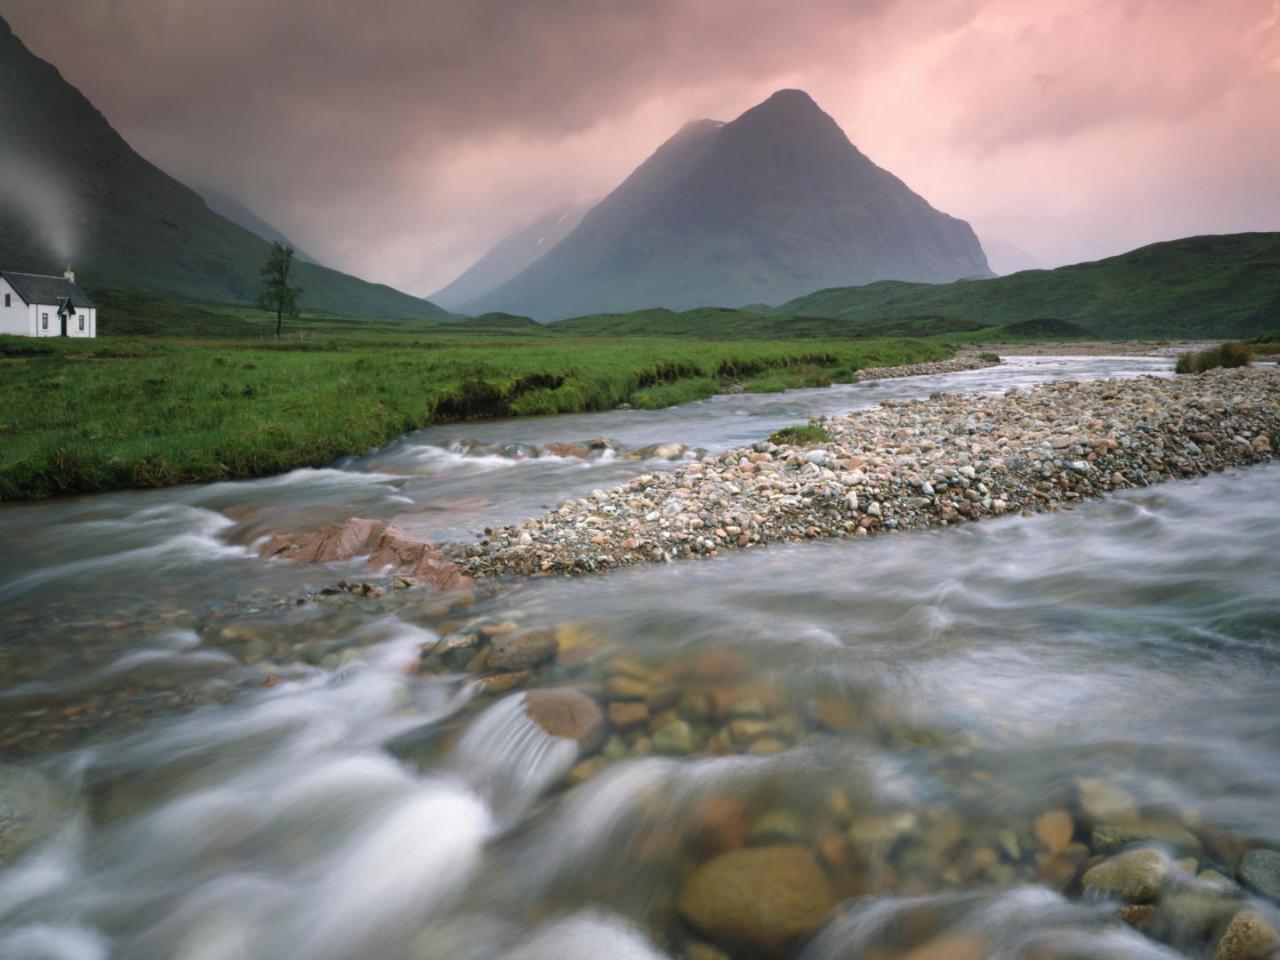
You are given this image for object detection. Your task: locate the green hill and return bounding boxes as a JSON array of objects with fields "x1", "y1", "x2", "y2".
[
  {"x1": 775, "y1": 233, "x2": 1280, "y2": 339},
  {"x1": 0, "y1": 16, "x2": 448, "y2": 323}
]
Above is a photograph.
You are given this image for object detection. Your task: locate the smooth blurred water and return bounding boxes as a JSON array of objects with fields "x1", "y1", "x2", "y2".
[{"x1": 3, "y1": 355, "x2": 1278, "y2": 960}]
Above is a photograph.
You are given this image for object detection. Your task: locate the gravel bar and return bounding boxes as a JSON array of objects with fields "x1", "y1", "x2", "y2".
[{"x1": 454, "y1": 368, "x2": 1279, "y2": 577}]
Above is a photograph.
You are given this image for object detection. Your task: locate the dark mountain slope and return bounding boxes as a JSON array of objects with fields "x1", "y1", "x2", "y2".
[{"x1": 0, "y1": 16, "x2": 447, "y2": 321}]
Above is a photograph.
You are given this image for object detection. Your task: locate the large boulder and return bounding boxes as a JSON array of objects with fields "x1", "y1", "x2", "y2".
[
  {"x1": 675, "y1": 845, "x2": 835, "y2": 955},
  {"x1": 262, "y1": 517, "x2": 473, "y2": 591},
  {"x1": 262, "y1": 516, "x2": 382, "y2": 562}
]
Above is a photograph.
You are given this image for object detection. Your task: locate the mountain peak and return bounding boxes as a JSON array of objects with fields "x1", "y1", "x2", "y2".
[
  {"x1": 460, "y1": 87, "x2": 991, "y2": 319},
  {"x1": 758, "y1": 88, "x2": 821, "y2": 112}
]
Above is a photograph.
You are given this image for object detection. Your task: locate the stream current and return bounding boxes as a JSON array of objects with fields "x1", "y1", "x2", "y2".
[{"x1": 1, "y1": 355, "x2": 1278, "y2": 960}]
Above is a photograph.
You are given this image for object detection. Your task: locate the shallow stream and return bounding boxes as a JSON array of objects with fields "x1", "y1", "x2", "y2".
[{"x1": 2, "y1": 356, "x2": 1278, "y2": 960}]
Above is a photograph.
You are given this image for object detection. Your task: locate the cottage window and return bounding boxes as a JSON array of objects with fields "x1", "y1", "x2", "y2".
[
  {"x1": 42, "y1": 313, "x2": 48, "y2": 329},
  {"x1": 3, "y1": 294, "x2": 9, "y2": 307},
  {"x1": 79, "y1": 315, "x2": 86, "y2": 331}
]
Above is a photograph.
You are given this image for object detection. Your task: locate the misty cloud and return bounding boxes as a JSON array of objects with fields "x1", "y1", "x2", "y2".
[
  {"x1": 0, "y1": 142, "x2": 79, "y2": 263},
  {"x1": 0, "y1": 0, "x2": 1276, "y2": 293}
]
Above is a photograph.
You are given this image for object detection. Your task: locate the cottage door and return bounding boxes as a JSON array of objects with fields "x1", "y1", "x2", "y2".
[{"x1": 60, "y1": 315, "x2": 67, "y2": 337}]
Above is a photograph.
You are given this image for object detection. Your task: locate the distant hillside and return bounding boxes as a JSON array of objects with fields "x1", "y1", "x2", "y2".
[
  {"x1": 466, "y1": 89, "x2": 990, "y2": 320},
  {"x1": 432, "y1": 312, "x2": 546, "y2": 334},
  {"x1": 0, "y1": 16, "x2": 448, "y2": 322},
  {"x1": 197, "y1": 187, "x2": 317, "y2": 264},
  {"x1": 777, "y1": 233, "x2": 1280, "y2": 339},
  {"x1": 431, "y1": 204, "x2": 587, "y2": 309}
]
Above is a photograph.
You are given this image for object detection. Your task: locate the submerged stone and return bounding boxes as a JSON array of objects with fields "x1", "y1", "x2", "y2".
[{"x1": 676, "y1": 845, "x2": 834, "y2": 954}]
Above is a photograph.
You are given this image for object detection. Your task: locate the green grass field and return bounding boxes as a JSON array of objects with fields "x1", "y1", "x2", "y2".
[{"x1": 0, "y1": 332, "x2": 950, "y2": 500}]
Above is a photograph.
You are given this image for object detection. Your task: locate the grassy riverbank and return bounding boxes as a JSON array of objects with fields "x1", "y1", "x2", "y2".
[{"x1": 0, "y1": 333, "x2": 951, "y2": 500}]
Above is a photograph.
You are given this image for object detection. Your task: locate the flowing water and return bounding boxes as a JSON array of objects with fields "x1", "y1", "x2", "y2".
[{"x1": 2, "y1": 356, "x2": 1278, "y2": 960}]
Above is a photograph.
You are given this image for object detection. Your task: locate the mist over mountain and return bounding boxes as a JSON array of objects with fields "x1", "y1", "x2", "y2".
[
  {"x1": 462, "y1": 90, "x2": 991, "y2": 320},
  {"x1": 0, "y1": 15, "x2": 446, "y2": 320},
  {"x1": 431, "y1": 203, "x2": 588, "y2": 310},
  {"x1": 196, "y1": 187, "x2": 317, "y2": 265}
]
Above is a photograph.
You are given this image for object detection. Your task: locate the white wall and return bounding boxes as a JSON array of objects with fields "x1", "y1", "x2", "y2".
[
  {"x1": 0, "y1": 277, "x2": 27, "y2": 336},
  {"x1": 0, "y1": 278, "x2": 97, "y2": 337}
]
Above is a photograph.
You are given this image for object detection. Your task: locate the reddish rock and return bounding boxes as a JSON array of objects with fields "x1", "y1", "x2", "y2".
[
  {"x1": 608, "y1": 700, "x2": 650, "y2": 730},
  {"x1": 262, "y1": 516, "x2": 383, "y2": 562},
  {"x1": 261, "y1": 517, "x2": 474, "y2": 592},
  {"x1": 524, "y1": 688, "x2": 606, "y2": 752}
]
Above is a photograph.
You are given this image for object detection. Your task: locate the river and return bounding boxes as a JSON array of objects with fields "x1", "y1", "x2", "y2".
[{"x1": 2, "y1": 355, "x2": 1277, "y2": 960}]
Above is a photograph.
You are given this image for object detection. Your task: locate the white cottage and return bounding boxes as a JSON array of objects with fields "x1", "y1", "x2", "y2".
[{"x1": 0, "y1": 268, "x2": 97, "y2": 338}]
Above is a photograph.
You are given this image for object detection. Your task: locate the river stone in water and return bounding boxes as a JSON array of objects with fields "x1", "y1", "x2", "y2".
[
  {"x1": 1212, "y1": 911, "x2": 1280, "y2": 960},
  {"x1": 1082, "y1": 847, "x2": 1171, "y2": 902},
  {"x1": 676, "y1": 845, "x2": 835, "y2": 955},
  {"x1": 1092, "y1": 820, "x2": 1201, "y2": 854},
  {"x1": 1237, "y1": 848, "x2": 1280, "y2": 903},
  {"x1": 486, "y1": 629, "x2": 558, "y2": 671},
  {"x1": 524, "y1": 689, "x2": 605, "y2": 753},
  {"x1": 0, "y1": 764, "x2": 74, "y2": 865}
]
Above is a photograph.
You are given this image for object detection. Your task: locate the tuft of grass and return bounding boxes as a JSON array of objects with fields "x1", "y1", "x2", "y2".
[
  {"x1": 978, "y1": 352, "x2": 1001, "y2": 363},
  {"x1": 1175, "y1": 341, "x2": 1252, "y2": 374},
  {"x1": 768, "y1": 423, "x2": 831, "y2": 446}
]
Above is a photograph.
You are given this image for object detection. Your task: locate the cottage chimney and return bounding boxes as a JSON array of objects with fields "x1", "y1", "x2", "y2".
[{"x1": 64, "y1": 265, "x2": 75, "y2": 283}]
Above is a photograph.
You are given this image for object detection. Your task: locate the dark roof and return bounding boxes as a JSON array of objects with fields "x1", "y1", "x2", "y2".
[{"x1": 0, "y1": 271, "x2": 95, "y2": 308}]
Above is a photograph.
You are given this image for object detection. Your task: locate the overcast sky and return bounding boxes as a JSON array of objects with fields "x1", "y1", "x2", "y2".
[{"x1": 2, "y1": 0, "x2": 1277, "y2": 295}]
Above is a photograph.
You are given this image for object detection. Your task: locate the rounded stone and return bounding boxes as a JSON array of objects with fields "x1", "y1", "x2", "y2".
[
  {"x1": 1212, "y1": 911, "x2": 1280, "y2": 960},
  {"x1": 523, "y1": 688, "x2": 605, "y2": 752},
  {"x1": 1082, "y1": 847, "x2": 1171, "y2": 902},
  {"x1": 1237, "y1": 848, "x2": 1280, "y2": 903},
  {"x1": 676, "y1": 845, "x2": 835, "y2": 955}
]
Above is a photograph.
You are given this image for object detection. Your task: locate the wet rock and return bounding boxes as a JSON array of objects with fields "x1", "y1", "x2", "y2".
[
  {"x1": 1116, "y1": 904, "x2": 1159, "y2": 930},
  {"x1": 1162, "y1": 886, "x2": 1248, "y2": 939},
  {"x1": 653, "y1": 720, "x2": 695, "y2": 755},
  {"x1": 0, "y1": 764, "x2": 75, "y2": 865},
  {"x1": 607, "y1": 701, "x2": 650, "y2": 730},
  {"x1": 748, "y1": 811, "x2": 803, "y2": 846},
  {"x1": 261, "y1": 516, "x2": 382, "y2": 562},
  {"x1": 1082, "y1": 847, "x2": 1171, "y2": 902},
  {"x1": 523, "y1": 688, "x2": 606, "y2": 753},
  {"x1": 486, "y1": 629, "x2": 558, "y2": 671},
  {"x1": 899, "y1": 933, "x2": 988, "y2": 960},
  {"x1": 1092, "y1": 820, "x2": 1201, "y2": 854},
  {"x1": 683, "y1": 941, "x2": 731, "y2": 960},
  {"x1": 1237, "y1": 848, "x2": 1280, "y2": 903},
  {"x1": 262, "y1": 517, "x2": 474, "y2": 592},
  {"x1": 1034, "y1": 809, "x2": 1075, "y2": 854},
  {"x1": 477, "y1": 670, "x2": 532, "y2": 695},
  {"x1": 1212, "y1": 911, "x2": 1280, "y2": 960},
  {"x1": 675, "y1": 845, "x2": 835, "y2": 955},
  {"x1": 1076, "y1": 777, "x2": 1141, "y2": 824}
]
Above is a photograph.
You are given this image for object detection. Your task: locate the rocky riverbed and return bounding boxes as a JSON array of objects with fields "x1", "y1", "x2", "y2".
[{"x1": 454, "y1": 368, "x2": 1278, "y2": 579}]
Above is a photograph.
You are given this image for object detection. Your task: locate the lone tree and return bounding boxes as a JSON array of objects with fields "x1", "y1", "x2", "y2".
[{"x1": 257, "y1": 241, "x2": 301, "y2": 338}]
